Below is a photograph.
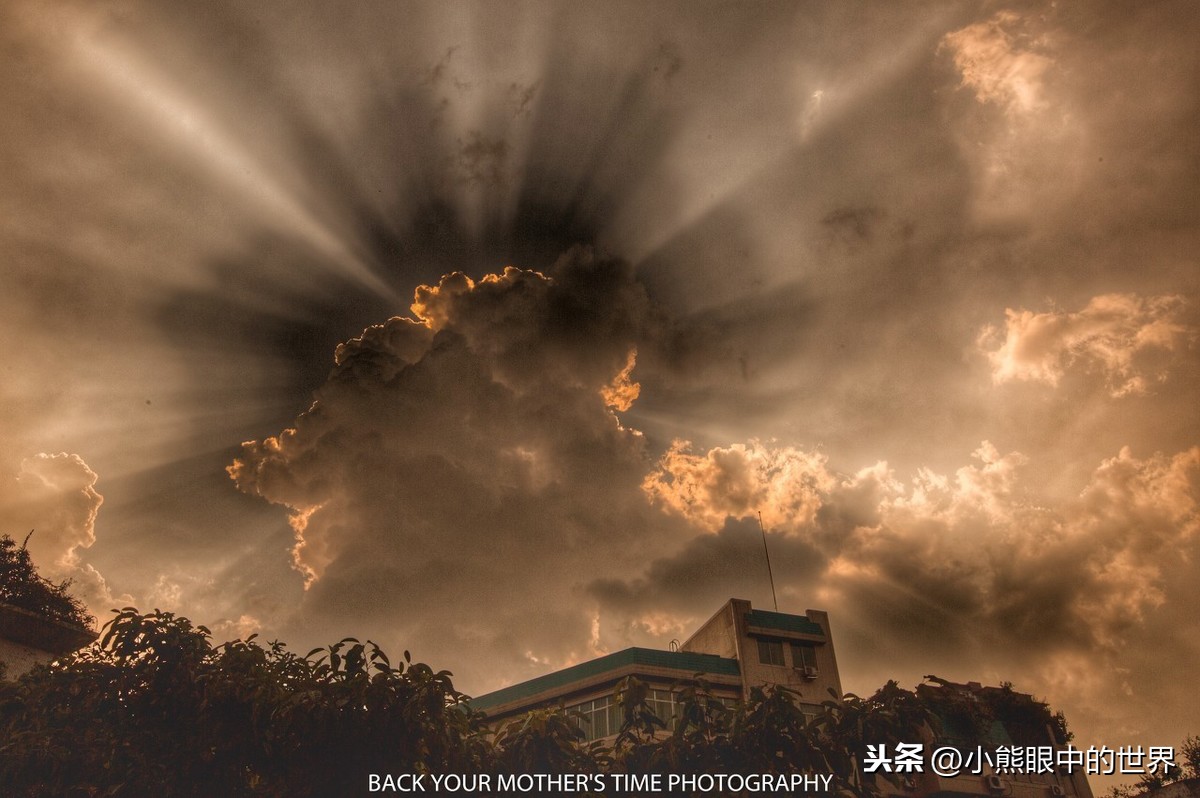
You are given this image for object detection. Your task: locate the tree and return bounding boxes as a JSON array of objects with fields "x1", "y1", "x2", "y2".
[
  {"x1": 0, "y1": 607, "x2": 1075, "y2": 797},
  {"x1": 916, "y1": 676, "x2": 1071, "y2": 747},
  {"x1": 599, "y1": 675, "x2": 937, "y2": 797},
  {"x1": 1105, "y1": 734, "x2": 1200, "y2": 798},
  {"x1": 0, "y1": 532, "x2": 94, "y2": 630},
  {"x1": 0, "y1": 609, "x2": 489, "y2": 796}
]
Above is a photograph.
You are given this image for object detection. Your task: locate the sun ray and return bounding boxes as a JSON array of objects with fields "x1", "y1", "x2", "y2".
[
  {"x1": 63, "y1": 22, "x2": 398, "y2": 302},
  {"x1": 629, "y1": 14, "x2": 956, "y2": 271}
]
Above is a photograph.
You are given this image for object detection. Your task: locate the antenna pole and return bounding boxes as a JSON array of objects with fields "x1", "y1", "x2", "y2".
[{"x1": 757, "y1": 511, "x2": 779, "y2": 611}]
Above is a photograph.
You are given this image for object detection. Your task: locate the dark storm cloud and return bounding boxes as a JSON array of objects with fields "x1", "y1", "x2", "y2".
[
  {"x1": 1, "y1": 0, "x2": 707, "y2": 640},
  {"x1": 588, "y1": 517, "x2": 830, "y2": 631},
  {"x1": 227, "y1": 249, "x2": 691, "y2": 688}
]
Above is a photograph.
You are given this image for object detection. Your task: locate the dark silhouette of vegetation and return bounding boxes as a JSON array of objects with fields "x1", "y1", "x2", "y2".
[
  {"x1": 0, "y1": 532, "x2": 94, "y2": 629},
  {"x1": 0, "y1": 608, "x2": 1072, "y2": 797},
  {"x1": 1, "y1": 609, "x2": 487, "y2": 797},
  {"x1": 1106, "y1": 735, "x2": 1200, "y2": 798},
  {"x1": 918, "y1": 675, "x2": 1071, "y2": 746}
]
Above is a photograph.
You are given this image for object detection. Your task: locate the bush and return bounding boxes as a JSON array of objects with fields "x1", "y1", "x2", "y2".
[
  {"x1": 0, "y1": 533, "x2": 94, "y2": 629},
  {"x1": 0, "y1": 609, "x2": 488, "y2": 797},
  {"x1": 1, "y1": 608, "x2": 1071, "y2": 797}
]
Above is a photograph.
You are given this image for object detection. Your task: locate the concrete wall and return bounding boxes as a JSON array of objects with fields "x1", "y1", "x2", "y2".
[
  {"x1": 681, "y1": 600, "x2": 742, "y2": 659},
  {"x1": 682, "y1": 599, "x2": 843, "y2": 705},
  {"x1": 738, "y1": 615, "x2": 841, "y2": 706},
  {"x1": 0, "y1": 635, "x2": 55, "y2": 679},
  {"x1": 0, "y1": 602, "x2": 96, "y2": 680}
]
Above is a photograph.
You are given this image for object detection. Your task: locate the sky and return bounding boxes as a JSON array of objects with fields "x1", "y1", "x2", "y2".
[{"x1": 2, "y1": 0, "x2": 1198, "y2": 772}]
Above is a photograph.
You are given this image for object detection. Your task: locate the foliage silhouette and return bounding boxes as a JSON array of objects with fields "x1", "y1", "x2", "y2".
[
  {"x1": 0, "y1": 533, "x2": 94, "y2": 629},
  {"x1": 1, "y1": 609, "x2": 487, "y2": 796},
  {"x1": 1105, "y1": 734, "x2": 1200, "y2": 798},
  {"x1": 1, "y1": 609, "x2": 1071, "y2": 797}
]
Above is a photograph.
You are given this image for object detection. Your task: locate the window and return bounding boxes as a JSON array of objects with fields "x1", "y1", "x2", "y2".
[
  {"x1": 791, "y1": 642, "x2": 817, "y2": 670},
  {"x1": 757, "y1": 638, "x2": 785, "y2": 666},
  {"x1": 648, "y1": 688, "x2": 678, "y2": 731},
  {"x1": 569, "y1": 696, "x2": 618, "y2": 741},
  {"x1": 568, "y1": 690, "x2": 739, "y2": 741},
  {"x1": 569, "y1": 690, "x2": 676, "y2": 740}
]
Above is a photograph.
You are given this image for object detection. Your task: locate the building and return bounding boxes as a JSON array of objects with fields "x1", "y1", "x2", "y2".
[
  {"x1": 890, "y1": 679, "x2": 1096, "y2": 798},
  {"x1": 471, "y1": 598, "x2": 1094, "y2": 798},
  {"x1": 470, "y1": 598, "x2": 842, "y2": 740},
  {"x1": 0, "y1": 601, "x2": 97, "y2": 679}
]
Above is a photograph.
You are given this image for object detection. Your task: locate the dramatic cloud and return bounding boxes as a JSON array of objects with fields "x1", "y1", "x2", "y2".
[
  {"x1": 981, "y1": 293, "x2": 1190, "y2": 396},
  {"x1": 605, "y1": 437, "x2": 1200, "y2": 751},
  {"x1": 633, "y1": 438, "x2": 1199, "y2": 652},
  {"x1": 937, "y1": 8, "x2": 1083, "y2": 224},
  {"x1": 0, "y1": 453, "x2": 127, "y2": 620},
  {"x1": 941, "y1": 11, "x2": 1053, "y2": 114},
  {"x1": 643, "y1": 440, "x2": 835, "y2": 533},
  {"x1": 3, "y1": 0, "x2": 1198, "y2": 782},
  {"x1": 228, "y1": 249, "x2": 683, "y2": 687}
]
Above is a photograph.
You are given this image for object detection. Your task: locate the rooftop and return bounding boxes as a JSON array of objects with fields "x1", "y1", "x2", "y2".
[
  {"x1": 0, "y1": 602, "x2": 97, "y2": 655},
  {"x1": 470, "y1": 646, "x2": 740, "y2": 713},
  {"x1": 744, "y1": 609, "x2": 825, "y2": 637}
]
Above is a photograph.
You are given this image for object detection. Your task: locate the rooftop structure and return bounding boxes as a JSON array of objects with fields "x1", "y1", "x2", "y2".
[
  {"x1": 471, "y1": 598, "x2": 1094, "y2": 798},
  {"x1": 471, "y1": 598, "x2": 841, "y2": 739}
]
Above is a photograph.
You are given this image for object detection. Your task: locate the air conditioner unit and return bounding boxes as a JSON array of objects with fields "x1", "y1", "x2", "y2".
[
  {"x1": 1049, "y1": 787, "x2": 1066, "y2": 797},
  {"x1": 797, "y1": 665, "x2": 818, "y2": 679},
  {"x1": 984, "y1": 774, "x2": 1007, "y2": 793},
  {"x1": 901, "y1": 777, "x2": 917, "y2": 791}
]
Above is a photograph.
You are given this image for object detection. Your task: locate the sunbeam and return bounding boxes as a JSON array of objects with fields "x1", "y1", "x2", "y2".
[
  {"x1": 66, "y1": 27, "x2": 398, "y2": 302},
  {"x1": 2, "y1": 1, "x2": 1198, "y2": 777}
]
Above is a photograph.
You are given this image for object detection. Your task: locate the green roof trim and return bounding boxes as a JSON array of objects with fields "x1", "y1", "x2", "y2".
[
  {"x1": 745, "y1": 609, "x2": 824, "y2": 637},
  {"x1": 468, "y1": 647, "x2": 741, "y2": 713}
]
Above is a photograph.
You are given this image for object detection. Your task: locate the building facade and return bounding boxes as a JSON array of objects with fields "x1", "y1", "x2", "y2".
[
  {"x1": 471, "y1": 598, "x2": 1094, "y2": 798},
  {"x1": 471, "y1": 598, "x2": 841, "y2": 740}
]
